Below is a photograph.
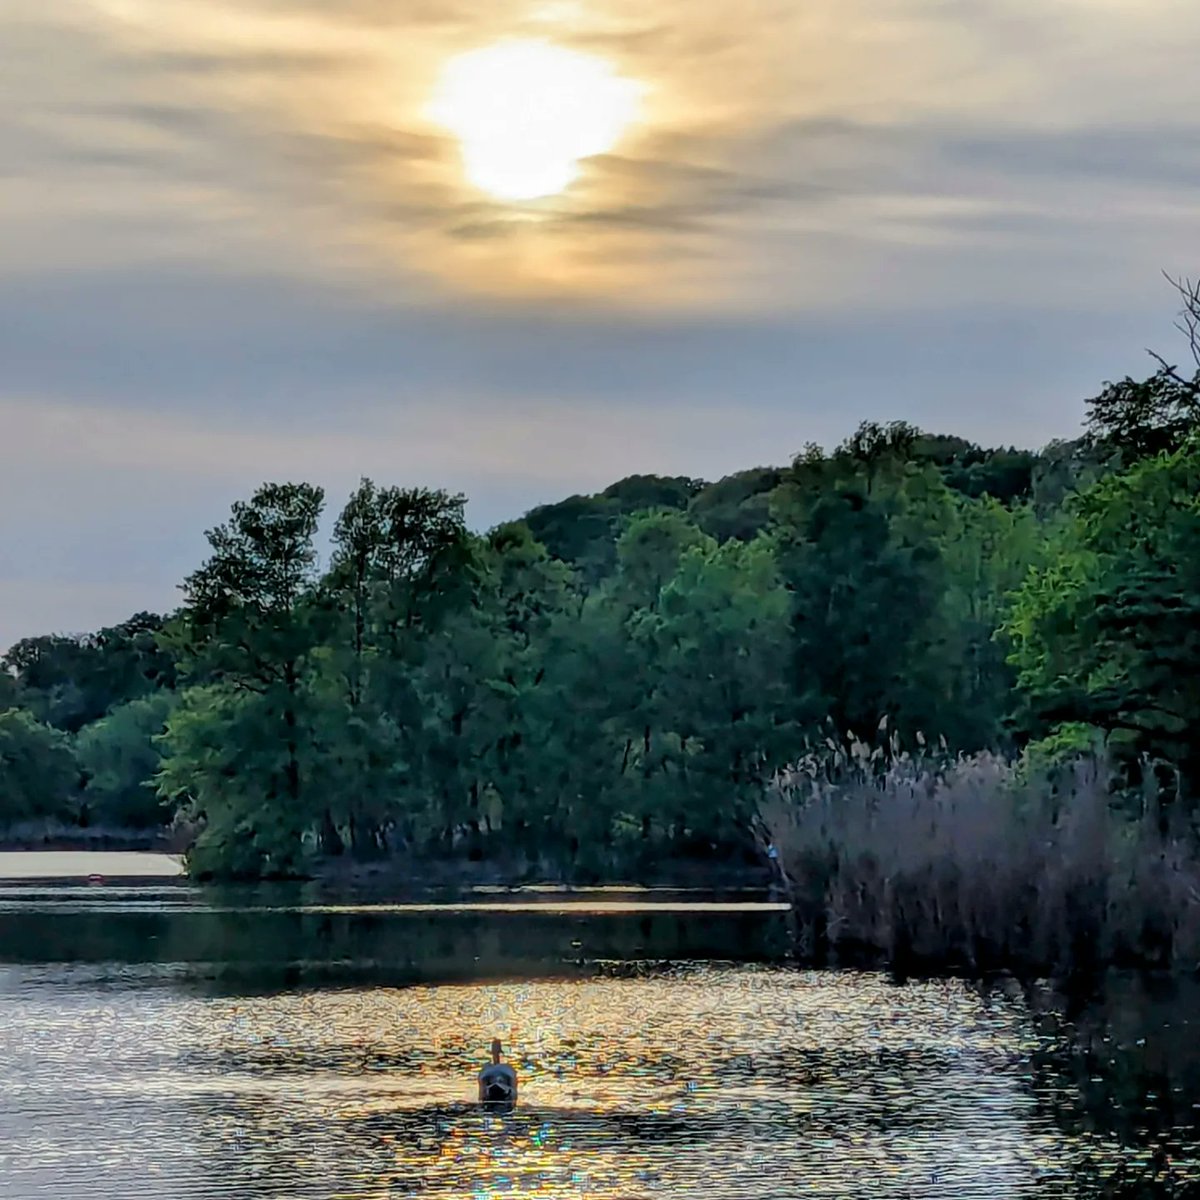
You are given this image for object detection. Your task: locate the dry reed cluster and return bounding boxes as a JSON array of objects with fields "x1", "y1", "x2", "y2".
[{"x1": 759, "y1": 741, "x2": 1200, "y2": 976}]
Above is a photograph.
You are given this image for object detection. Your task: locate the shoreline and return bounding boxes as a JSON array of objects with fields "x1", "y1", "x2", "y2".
[{"x1": 0, "y1": 844, "x2": 778, "y2": 893}]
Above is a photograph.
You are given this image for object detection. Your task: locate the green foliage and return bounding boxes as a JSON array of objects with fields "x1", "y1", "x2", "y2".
[
  {"x1": 687, "y1": 467, "x2": 783, "y2": 542},
  {"x1": 1007, "y1": 442, "x2": 1200, "y2": 790},
  {"x1": 1, "y1": 612, "x2": 175, "y2": 733},
  {"x1": 524, "y1": 474, "x2": 702, "y2": 584},
  {"x1": 614, "y1": 510, "x2": 709, "y2": 605},
  {"x1": 934, "y1": 495, "x2": 1045, "y2": 747},
  {"x1": 0, "y1": 708, "x2": 78, "y2": 823},
  {"x1": 163, "y1": 482, "x2": 329, "y2": 874},
  {"x1": 774, "y1": 450, "x2": 949, "y2": 741},
  {"x1": 160, "y1": 685, "x2": 323, "y2": 878},
  {"x1": 76, "y1": 693, "x2": 177, "y2": 828},
  {"x1": 13, "y1": 333, "x2": 1200, "y2": 877},
  {"x1": 628, "y1": 535, "x2": 793, "y2": 840},
  {"x1": 600, "y1": 474, "x2": 701, "y2": 512}
]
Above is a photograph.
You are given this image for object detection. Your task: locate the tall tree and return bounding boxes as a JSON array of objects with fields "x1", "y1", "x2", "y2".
[
  {"x1": 323, "y1": 482, "x2": 477, "y2": 853},
  {"x1": 775, "y1": 450, "x2": 948, "y2": 743},
  {"x1": 161, "y1": 482, "x2": 326, "y2": 877},
  {"x1": 1086, "y1": 274, "x2": 1200, "y2": 462},
  {"x1": 1007, "y1": 442, "x2": 1200, "y2": 794},
  {"x1": 2, "y1": 613, "x2": 175, "y2": 732},
  {"x1": 629, "y1": 535, "x2": 793, "y2": 848}
]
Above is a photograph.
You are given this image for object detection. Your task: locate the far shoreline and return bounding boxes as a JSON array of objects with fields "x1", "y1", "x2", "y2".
[
  {"x1": 0, "y1": 849, "x2": 185, "y2": 880},
  {"x1": 0, "y1": 844, "x2": 777, "y2": 893}
]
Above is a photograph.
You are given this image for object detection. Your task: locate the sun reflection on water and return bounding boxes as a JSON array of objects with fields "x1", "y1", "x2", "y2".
[{"x1": 6, "y1": 963, "x2": 1189, "y2": 1198}]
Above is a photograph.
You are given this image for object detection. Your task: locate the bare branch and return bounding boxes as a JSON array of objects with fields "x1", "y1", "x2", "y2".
[
  {"x1": 1162, "y1": 269, "x2": 1200, "y2": 370},
  {"x1": 1145, "y1": 348, "x2": 1200, "y2": 395}
]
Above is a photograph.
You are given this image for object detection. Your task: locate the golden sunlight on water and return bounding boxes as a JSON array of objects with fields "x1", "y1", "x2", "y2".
[{"x1": 0, "y1": 963, "x2": 1144, "y2": 1199}]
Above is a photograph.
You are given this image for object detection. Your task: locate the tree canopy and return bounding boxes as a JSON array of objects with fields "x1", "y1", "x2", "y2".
[{"x1": 5, "y1": 283, "x2": 1200, "y2": 875}]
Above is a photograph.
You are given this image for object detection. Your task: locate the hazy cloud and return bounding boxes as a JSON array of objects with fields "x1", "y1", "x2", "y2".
[{"x1": 1, "y1": 0, "x2": 1198, "y2": 645}]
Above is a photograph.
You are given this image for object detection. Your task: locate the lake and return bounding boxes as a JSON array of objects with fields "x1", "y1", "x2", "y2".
[{"x1": 1, "y1": 853, "x2": 1198, "y2": 1198}]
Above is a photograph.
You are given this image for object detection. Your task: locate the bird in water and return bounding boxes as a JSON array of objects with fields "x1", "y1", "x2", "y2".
[{"x1": 478, "y1": 1038, "x2": 518, "y2": 1111}]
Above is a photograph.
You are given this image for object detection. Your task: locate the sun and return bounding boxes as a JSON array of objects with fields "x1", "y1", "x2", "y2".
[{"x1": 428, "y1": 40, "x2": 643, "y2": 202}]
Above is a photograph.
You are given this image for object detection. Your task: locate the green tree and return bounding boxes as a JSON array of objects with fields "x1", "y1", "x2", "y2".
[
  {"x1": 775, "y1": 453, "x2": 948, "y2": 742},
  {"x1": 3, "y1": 613, "x2": 175, "y2": 732},
  {"x1": 630, "y1": 535, "x2": 793, "y2": 847},
  {"x1": 1086, "y1": 367, "x2": 1200, "y2": 462},
  {"x1": 0, "y1": 708, "x2": 78, "y2": 823},
  {"x1": 688, "y1": 467, "x2": 783, "y2": 542},
  {"x1": 159, "y1": 684, "x2": 327, "y2": 877},
  {"x1": 614, "y1": 510, "x2": 709, "y2": 607},
  {"x1": 934, "y1": 495, "x2": 1045, "y2": 747},
  {"x1": 524, "y1": 475, "x2": 703, "y2": 585},
  {"x1": 325, "y1": 482, "x2": 477, "y2": 848},
  {"x1": 1007, "y1": 442, "x2": 1200, "y2": 792},
  {"x1": 76, "y1": 693, "x2": 177, "y2": 828},
  {"x1": 162, "y1": 482, "x2": 327, "y2": 877},
  {"x1": 1085, "y1": 274, "x2": 1200, "y2": 463}
]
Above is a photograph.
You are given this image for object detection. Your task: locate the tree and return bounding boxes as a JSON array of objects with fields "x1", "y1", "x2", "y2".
[
  {"x1": 600, "y1": 474, "x2": 702, "y2": 513},
  {"x1": 524, "y1": 475, "x2": 703, "y2": 585},
  {"x1": 76, "y1": 693, "x2": 177, "y2": 828},
  {"x1": 0, "y1": 708, "x2": 77, "y2": 824},
  {"x1": 2, "y1": 613, "x2": 175, "y2": 732},
  {"x1": 688, "y1": 467, "x2": 783, "y2": 542},
  {"x1": 3, "y1": 634, "x2": 105, "y2": 732},
  {"x1": 1085, "y1": 273, "x2": 1200, "y2": 462},
  {"x1": 629, "y1": 535, "x2": 793, "y2": 847},
  {"x1": 613, "y1": 510, "x2": 709, "y2": 608},
  {"x1": 1007, "y1": 442, "x2": 1200, "y2": 793},
  {"x1": 1086, "y1": 367, "x2": 1200, "y2": 461},
  {"x1": 774, "y1": 451, "x2": 949, "y2": 743},
  {"x1": 934, "y1": 496, "x2": 1044, "y2": 747},
  {"x1": 0, "y1": 669, "x2": 17, "y2": 710},
  {"x1": 162, "y1": 482, "x2": 327, "y2": 876},
  {"x1": 159, "y1": 684, "x2": 327, "y2": 877},
  {"x1": 325, "y1": 482, "x2": 478, "y2": 850}
]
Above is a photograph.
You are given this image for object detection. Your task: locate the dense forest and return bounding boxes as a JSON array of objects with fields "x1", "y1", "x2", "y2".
[{"x1": 3, "y1": 280, "x2": 1199, "y2": 886}]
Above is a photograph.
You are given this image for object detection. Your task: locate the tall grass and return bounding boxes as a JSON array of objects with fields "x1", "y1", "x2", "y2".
[{"x1": 759, "y1": 743, "x2": 1200, "y2": 976}]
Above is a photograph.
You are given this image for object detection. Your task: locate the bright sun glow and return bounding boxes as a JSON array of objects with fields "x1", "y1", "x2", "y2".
[{"x1": 428, "y1": 40, "x2": 643, "y2": 201}]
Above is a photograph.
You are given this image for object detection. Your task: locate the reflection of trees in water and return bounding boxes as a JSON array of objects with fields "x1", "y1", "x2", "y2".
[
  {"x1": 0, "y1": 906, "x2": 789, "y2": 991},
  {"x1": 996, "y1": 973, "x2": 1200, "y2": 1196}
]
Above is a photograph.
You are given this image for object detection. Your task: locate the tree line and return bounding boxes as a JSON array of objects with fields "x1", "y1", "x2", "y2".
[{"x1": 3, "y1": 279, "x2": 1199, "y2": 880}]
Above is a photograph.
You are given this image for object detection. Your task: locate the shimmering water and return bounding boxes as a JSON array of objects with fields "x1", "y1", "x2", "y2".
[{"x1": 1, "y1": 859, "x2": 1198, "y2": 1198}]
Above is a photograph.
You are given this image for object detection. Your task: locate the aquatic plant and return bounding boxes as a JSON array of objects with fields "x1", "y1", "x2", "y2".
[{"x1": 759, "y1": 739, "x2": 1200, "y2": 976}]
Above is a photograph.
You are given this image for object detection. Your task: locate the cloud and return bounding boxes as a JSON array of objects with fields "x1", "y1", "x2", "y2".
[{"x1": 1, "y1": 0, "x2": 1199, "y2": 644}]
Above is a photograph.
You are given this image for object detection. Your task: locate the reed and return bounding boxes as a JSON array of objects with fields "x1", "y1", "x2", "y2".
[{"x1": 759, "y1": 741, "x2": 1200, "y2": 976}]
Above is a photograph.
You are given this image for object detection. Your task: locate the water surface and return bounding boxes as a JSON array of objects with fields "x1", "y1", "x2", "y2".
[
  {"x1": 1, "y1": 860, "x2": 1197, "y2": 1198},
  {"x1": 0, "y1": 850, "x2": 183, "y2": 879}
]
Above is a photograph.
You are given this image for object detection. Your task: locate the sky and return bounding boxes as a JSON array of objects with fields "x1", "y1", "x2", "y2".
[{"x1": 2, "y1": 0, "x2": 1199, "y2": 649}]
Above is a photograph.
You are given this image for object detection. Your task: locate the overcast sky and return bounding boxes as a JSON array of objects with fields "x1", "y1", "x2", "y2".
[{"x1": 3, "y1": 0, "x2": 1199, "y2": 649}]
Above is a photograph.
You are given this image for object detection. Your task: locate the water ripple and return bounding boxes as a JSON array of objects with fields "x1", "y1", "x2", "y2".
[{"x1": 2, "y1": 964, "x2": 1172, "y2": 1198}]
